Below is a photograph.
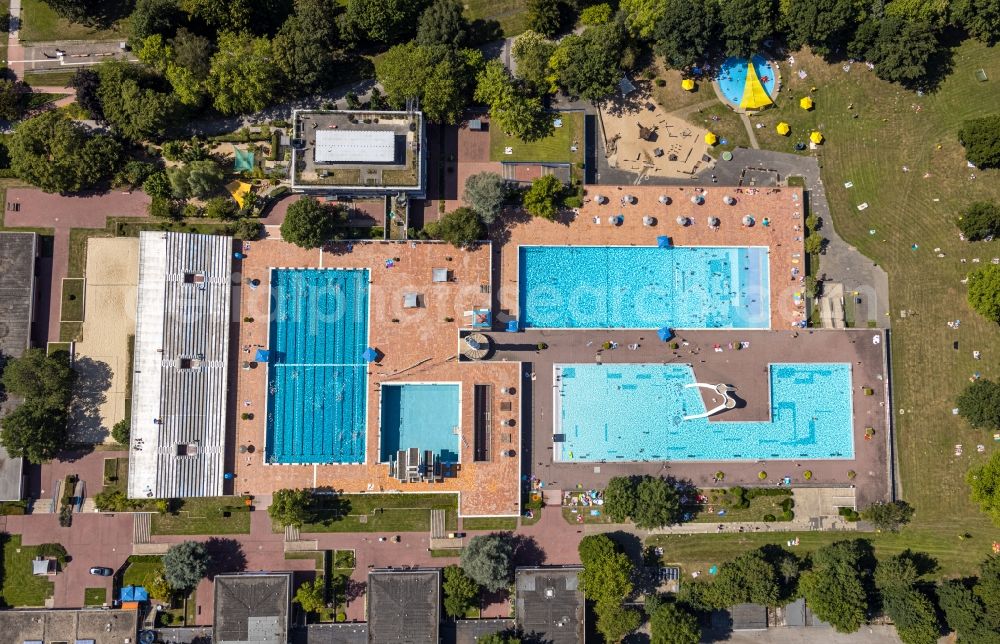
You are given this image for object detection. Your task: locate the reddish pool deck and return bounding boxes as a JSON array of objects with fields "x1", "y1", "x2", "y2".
[
  {"x1": 234, "y1": 239, "x2": 521, "y2": 517},
  {"x1": 496, "y1": 185, "x2": 807, "y2": 330}
]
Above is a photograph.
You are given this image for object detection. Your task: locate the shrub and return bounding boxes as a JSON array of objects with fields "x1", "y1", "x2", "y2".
[
  {"x1": 968, "y1": 265, "x2": 1000, "y2": 324},
  {"x1": 758, "y1": 471, "x2": 767, "y2": 480},
  {"x1": 655, "y1": 78, "x2": 666, "y2": 87},
  {"x1": 804, "y1": 233, "x2": 825, "y2": 255},
  {"x1": 803, "y1": 470, "x2": 813, "y2": 480},
  {"x1": 763, "y1": 513, "x2": 776, "y2": 522},
  {"x1": 714, "y1": 470, "x2": 724, "y2": 481},
  {"x1": 959, "y1": 114, "x2": 1000, "y2": 168},
  {"x1": 149, "y1": 196, "x2": 178, "y2": 219},
  {"x1": 231, "y1": 219, "x2": 262, "y2": 241},
  {"x1": 579, "y1": 3, "x2": 612, "y2": 25},
  {"x1": 537, "y1": 342, "x2": 548, "y2": 350},
  {"x1": 848, "y1": 470, "x2": 857, "y2": 479},
  {"x1": 838, "y1": 507, "x2": 860, "y2": 521},
  {"x1": 111, "y1": 417, "x2": 130, "y2": 445}
]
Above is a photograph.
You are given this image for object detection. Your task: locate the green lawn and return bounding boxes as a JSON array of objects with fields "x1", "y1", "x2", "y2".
[
  {"x1": 0, "y1": 535, "x2": 56, "y2": 607},
  {"x1": 122, "y1": 556, "x2": 162, "y2": 587},
  {"x1": 489, "y1": 110, "x2": 585, "y2": 167},
  {"x1": 20, "y1": 0, "x2": 126, "y2": 42},
  {"x1": 462, "y1": 517, "x2": 518, "y2": 531},
  {"x1": 686, "y1": 103, "x2": 750, "y2": 153},
  {"x1": 689, "y1": 489, "x2": 793, "y2": 524},
  {"x1": 103, "y1": 457, "x2": 127, "y2": 488},
  {"x1": 465, "y1": 0, "x2": 528, "y2": 37},
  {"x1": 297, "y1": 493, "x2": 459, "y2": 533},
  {"x1": 0, "y1": 0, "x2": 8, "y2": 64},
  {"x1": 23, "y1": 70, "x2": 78, "y2": 87},
  {"x1": 150, "y1": 497, "x2": 251, "y2": 535},
  {"x1": 83, "y1": 587, "x2": 107, "y2": 606},
  {"x1": 60, "y1": 277, "x2": 84, "y2": 322}
]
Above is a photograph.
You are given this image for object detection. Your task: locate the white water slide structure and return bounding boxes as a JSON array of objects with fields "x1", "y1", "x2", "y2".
[{"x1": 682, "y1": 383, "x2": 738, "y2": 420}]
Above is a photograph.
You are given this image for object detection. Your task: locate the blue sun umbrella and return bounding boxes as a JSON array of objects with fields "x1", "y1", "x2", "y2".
[
  {"x1": 254, "y1": 349, "x2": 270, "y2": 362},
  {"x1": 362, "y1": 347, "x2": 379, "y2": 362},
  {"x1": 657, "y1": 235, "x2": 671, "y2": 248},
  {"x1": 658, "y1": 326, "x2": 673, "y2": 342}
]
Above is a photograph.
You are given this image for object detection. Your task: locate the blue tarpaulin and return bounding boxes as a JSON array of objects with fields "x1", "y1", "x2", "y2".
[
  {"x1": 657, "y1": 236, "x2": 671, "y2": 248},
  {"x1": 658, "y1": 326, "x2": 673, "y2": 342},
  {"x1": 506, "y1": 319, "x2": 519, "y2": 332},
  {"x1": 362, "y1": 347, "x2": 378, "y2": 362},
  {"x1": 254, "y1": 349, "x2": 270, "y2": 362},
  {"x1": 120, "y1": 585, "x2": 148, "y2": 602}
]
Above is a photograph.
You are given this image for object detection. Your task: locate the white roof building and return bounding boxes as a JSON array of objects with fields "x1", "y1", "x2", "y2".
[{"x1": 315, "y1": 130, "x2": 396, "y2": 164}]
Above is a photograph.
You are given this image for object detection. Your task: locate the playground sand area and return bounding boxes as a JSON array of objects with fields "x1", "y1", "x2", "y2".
[{"x1": 600, "y1": 93, "x2": 713, "y2": 179}]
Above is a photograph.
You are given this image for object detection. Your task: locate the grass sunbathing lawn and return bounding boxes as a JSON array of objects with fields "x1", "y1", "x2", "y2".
[
  {"x1": 23, "y1": 70, "x2": 78, "y2": 88},
  {"x1": 1, "y1": 535, "x2": 56, "y2": 607},
  {"x1": 462, "y1": 517, "x2": 518, "y2": 531},
  {"x1": 151, "y1": 497, "x2": 251, "y2": 535},
  {"x1": 490, "y1": 110, "x2": 585, "y2": 167},
  {"x1": 84, "y1": 587, "x2": 106, "y2": 606},
  {"x1": 686, "y1": 103, "x2": 749, "y2": 153},
  {"x1": 297, "y1": 493, "x2": 458, "y2": 533},
  {"x1": 60, "y1": 277, "x2": 84, "y2": 322},
  {"x1": 20, "y1": 0, "x2": 127, "y2": 42},
  {"x1": 464, "y1": 0, "x2": 528, "y2": 37},
  {"x1": 649, "y1": 61, "x2": 716, "y2": 114},
  {"x1": 122, "y1": 556, "x2": 162, "y2": 587}
]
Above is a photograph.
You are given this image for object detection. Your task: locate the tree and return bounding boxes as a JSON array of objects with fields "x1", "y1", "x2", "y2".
[
  {"x1": 375, "y1": 43, "x2": 482, "y2": 124},
  {"x1": 938, "y1": 579, "x2": 987, "y2": 639},
  {"x1": 861, "y1": 500, "x2": 915, "y2": 532},
  {"x1": 143, "y1": 171, "x2": 172, "y2": 199},
  {"x1": 232, "y1": 219, "x2": 263, "y2": 240},
  {"x1": 548, "y1": 23, "x2": 624, "y2": 100},
  {"x1": 654, "y1": 0, "x2": 720, "y2": 70},
  {"x1": 578, "y1": 535, "x2": 634, "y2": 604},
  {"x1": 595, "y1": 603, "x2": 641, "y2": 643},
  {"x1": 882, "y1": 587, "x2": 941, "y2": 644},
  {"x1": 522, "y1": 175, "x2": 563, "y2": 220},
  {"x1": 293, "y1": 578, "x2": 326, "y2": 613},
  {"x1": 968, "y1": 451, "x2": 1000, "y2": 525},
  {"x1": 960, "y1": 115, "x2": 1000, "y2": 169},
  {"x1": 205, "y1": 196, "x2": 239, "y2": 220},
  {"x1": 511, "y1": 31, "x2": 556, "y2": 94},
  {"x1": 957, "y1": 0, "x2": 1000, "y2": 46},
  {"x1": 416, "y1": 0, "x2": 470, "y2": 48},
  {"x1": 0, "y1": 399, "x2": 68, "y2": 463},
  {"x1": 804, "y1": 232, "x2": 825, "y2": 254},
  {"x1": 849, "y1": 17, "x2": 938, "y2": 86},
  {"x1": 443, "y1": 564, "x2": 480, "y2": 618},
  {"x1": 70, "y1": 68, "x2": 103, "y2": 120},
  {"x1": 632, "y1": 475, "x2": 681, "y2": 529},
  {"x1": 649, "y1": 601, "x2": 701, "y2": 644},
  {"x1": 460, "y1": 533, "x2": 514, "y2": 592},
  {"x1": 526, "y1": 0, "x2": 562, "y2": 37},
  {"x1": 10, "y1": 111, "x2": 122, "y2": 193},
  {"x1": 0, "y1": 79, "x2": 31, "y2": 121},
  {"x1": 147, "y1": 571, "x2": 173, "y2": 602},
  {"x1": 957, "y1": 201, "x2": 1000, "y2": 241},
  {"x1": 706, "y1": 548, "x2": 781, "y2": 607},
  {"x1": 424, "y1": 207, "x2": 486, "y2": 248},
  {"x1": 268, "y1": 488, "x2": 314, "y2": 528},
  {"x1": 602, "y1": 476, "x2": 637, "y2": 523},
  {"x1": 129, "y1": 0, "x2": 185, "y2": 41},
  {"x1": 180, "y1": 0, "x2": 293, "y2": 35},
  {"x1": 580, "y1": 4, "x2": 612, "y2": 26},
  {"x1": 475, "y1": 60, "x2": 552, "y2": 141},
  {"x1": 968, "y1": 266, "x2": 1000, "y2": 324},
  {"x1": 281, "y1": 197, "x2": 347, "y2": 249},
  {"x1": 781, "y1": 0, "x2": 856, "y2": 57},
  {"x1": 478, "y1": 633, "x2": 521, "y2": 644},
  {"x1": 344, "y1": 0, "x2": 429, "y2": 45},
  {"x1": 111, "y1": 417, "x2": 130, "y2": 445},
  {"x1": 874, "y1": 552, "x2": 919, "y2": 591},
  {"x1": 1, "y1": 348, "x2": 75, "y2": 410},
  {"x1": 622, "y1": 0, "x2": 668, "y2": 38},
  {"x1": 273, "y1": 0, "x2": 345, "y2": 96},
  {"x1": 463, "y1": 172, "x2": 508, "y2": 224},
  {"x1": 163, "y1": 541, "x2": 211, "y2": 591},
  {"x1": 93, "y1": 488, "x2": 140, "y2": 511},
  {"x1": 719, "y1": 0, "x2": 778, "y2": 58},
  {"x1": 168, "y1": 160, "x2": 223, "y2": 199},
  {"x1": 798, "y1": 540, "x2": 873, "y2": 633},
  {"x1": 207, "y1": 31, "x2": 281, "y2": 115},
  {"x1": 96, "y1": 61, "x2": 181, "y2": 142}
]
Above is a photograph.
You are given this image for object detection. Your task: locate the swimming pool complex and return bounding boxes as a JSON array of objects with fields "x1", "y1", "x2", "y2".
[
  {"x1": 554, "y1": 363, "x2": 854, "y2": 462},
  {"x1": 718, "y1": 55, "x2": 777, "y2": 107},
  {"x1": 379, "y1": 383, "x2": 461, "y2": 463},
  {"x1": 265, "y1": 268, "x2": 370, "y2": 464},
  {"x1": 519, "y1": 246, "x2": 769, "y2": 329}
]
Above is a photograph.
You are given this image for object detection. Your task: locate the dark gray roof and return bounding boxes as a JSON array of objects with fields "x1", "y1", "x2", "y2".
[
  {"x1": 129, "y1": 232, "x2": 233, "y2": 498},
  {"x1": 304, "y1": 624, "x2": 369, "y2": 644},
  {"x1": 454, "y1": 619, "x2": 514, "y2": 644},
  {"x1": 368, "y1": 569, "x2": 440, "y2": 644},
  {"x1": 0, "y1": 232, "x2": 37, "y2": 358},
  {"x1": 784, "y1": 598, "x2": 829, "y2": 628},
  {"x1": 730, "y1": 603, "x2": 768, "y2": 630},
  {"x1": 213, "y1": 573, "x2": 291, "y2": 644},
  {"x1": 515, "y1": 567, "x2": 585, "y2": 644}
]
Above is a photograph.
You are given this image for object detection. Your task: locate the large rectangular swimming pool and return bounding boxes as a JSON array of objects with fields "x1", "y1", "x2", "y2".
[
  {"x1": 379, "y1": 383, "x2": 461, "y2": 463},
  {"x1": 519, "y1": 245, "x2": 770, "y2": 329},
  {"x1": 554, "y1": 363, "x2": 854, "y2": 461},
  {"x1": 265, "y1": 268, "x2": 370, "y2": 464}
]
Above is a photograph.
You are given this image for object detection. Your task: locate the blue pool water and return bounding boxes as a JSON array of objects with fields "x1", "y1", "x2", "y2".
[
  {"x1": 379, "y1": 384, "x2": 460, "y2": 463},
  {"x1": 265, "y1": 268, "x2": 370, "y2": 464},
  {"x1": 519, "y1": 246, "x2": 769, "y2": 329},
  {"x1": 555, "y1": 363, "x2": 854, "y2": 461},
  {"x1": 718, "y1": 55, "x2": 777, "y2": 107}
]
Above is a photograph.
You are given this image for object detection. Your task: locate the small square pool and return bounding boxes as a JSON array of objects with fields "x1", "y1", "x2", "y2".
[{"x1": 379, "y1": 383, "x2": 461, "y2": 463}]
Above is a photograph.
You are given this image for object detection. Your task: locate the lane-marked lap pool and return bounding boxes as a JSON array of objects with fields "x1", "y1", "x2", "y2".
[
  {"x1": 265, "y1": 268, "x2": 370, "y2": 464},
  {"x1": 519, "y1": 245, "x2": 770, "y2": 329},
  {"x1": 554, "y1": 363, "x2": 854, "y2": 461}
]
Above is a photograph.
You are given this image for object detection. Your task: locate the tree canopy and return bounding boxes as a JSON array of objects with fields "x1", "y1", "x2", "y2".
[
  {"x1": 168, "y1": 159, "x2": 224, "y2": 199},
  {"x1": 416, "y1": 0, "x2": 470, "y2": 48},
  {"x1": 273, "y1": 0, "x2": 346, "y2": 97},
  {"x1": 345, "y1": 0, "x2": 429, "y2": 46},
  {"x1": 969, "y1": 451, "x2": 1000, "y2": 526},
  {"x1": 960, "y1": 115, "x2": 1000, "y2": 169},
  {"x1": 603, "y1": 477, "x2": 638, "y2": 523},
  {"x1": 648, "y1": 600, "x2": 701, "y2": 644},
  {"x1": 706, "y1": 548, "x2": 782, "y2": 607},
  {"x1": 163, "y1": 541, "x2": 211, "y2": 591},
  {"x1": 280, "y1": 197, "x2": 348, "y2": 249},
  {"x1": 969, "y1": 265, "x2": 1000, "y2": 323},
  {"x1": 293, "y1": 578, "x2": 325, "y2": 613},
  {"x1": 720, "y1": 0, "x2": 778, "y2": 58},
  {"x1": 463, "y1": 172, "x2": 509, "y2": 224},
  {"x1": 474, "y1": 60, "x2": 552, "y2": 141},
  {"x1": 578, "y1": 534, "x2": 634, "y2": 605},
  {"x1": 0, "y1": 79, "x2": 31, "y2": 122},
  {"x1": 601, "y1": 475, "x2": 682, "y2": 528},
  {"x1": 526, "y1": 0, "x2": 564, "y2": 38},
  {"x1": 0, "y1": 399, "x2": 70, "y2": 464},
  {"x1": 849, "y1": 16, "x2": 939, "y2": 86},
  {"x1": 781, "y1": 0, "x2": 856, "y2": 57},
  {"x1": 522, "y1": 175, "x2": 564, "y2": 221},
  {"x1": 875, "y1": 553, "x2": 940, "y2": 644},
  {"x1": 375, "y1": 43, "x2": 482, "y2": 124},
  {"x1": 548, "y1": 22, "x2": 625, "y2": 101},
  {"x1": 207, "y1": 31, "x2": 281, "y2": 115},
  {"x1": 10, "y1": 111, "x2": 122, "y2": 193},
  {"x1": 460, "y1": 533, "x2": 514, "y2": 592},
  {"x1": 957, "y1": 0, "x2": 1000, "y2": 46},
  {"x1": 443, "y1": 564, "x2": 480, "y2": 618},
  {"x1": 96, "y1": 61, "x2": 181, "y2": 142},
  {"x1": 424, "y1": 207, "x2": 486, "y2": 248},
  {"x1": 957, "y1": 201, "x2": 1000, "y2": 241},
  {"x1": 798, "y1": 540, "x2": 874, "y2": 633},
  {"x1": 653, "y1": 0, "x2": 719, "y2": 70},
  {"x1": 861, "y1": 500, "x2": 915, "y2": 532},
  {"x1": 621, "y1": 0, "x2": 668, "y2": 38},
  {"x1": 268, "y1": 488, "x2": 314, "y2": 528},
  {"x1": 511, "y1": 31, "x2": 557, "y2": 95}
]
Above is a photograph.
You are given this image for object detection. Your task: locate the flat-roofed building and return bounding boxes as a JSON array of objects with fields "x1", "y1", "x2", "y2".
[
  {"x1": 128, "y1": 231, "x2": 233, "y2": 499},
  {"x1": 0, "y1": 608, "x2": 138, "y2": 644},
  {"x1": 368, "y1": 569, "x2": 440, "y2": 644},
  {"x1": 214, "y1": 573, "x2": 292, "y2": 644},
  {"x1": 515, "y1": 567, "x2": 585, "y2": 644},
  {"x1": 315, "y1": 130, "x2": 396, "y2": 164}
]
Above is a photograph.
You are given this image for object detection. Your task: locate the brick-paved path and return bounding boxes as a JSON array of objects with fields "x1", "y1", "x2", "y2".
[{"x1": 3, "y1": 189, "x2": 149, "y2": 344}]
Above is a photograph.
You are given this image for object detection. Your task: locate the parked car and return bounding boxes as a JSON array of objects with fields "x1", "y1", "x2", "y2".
[{"x1": 89, "y1": 567, "x2": 113, "y2": 576}]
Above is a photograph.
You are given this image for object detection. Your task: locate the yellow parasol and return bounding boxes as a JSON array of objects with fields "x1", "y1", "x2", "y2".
[
  {"x1": 800, "y1": 96, "x2": 814, "y2": 110},
  {"x1": 810, "y1": 131, "x2": 824, "y2": 144},
  {"x1": 704, "y1": 132, "x2": 718, "y2": 145},
  {"x1": 776, "y1": 122, "x2": 791, "y2": 135},
  {"x1": 681, "y1": 78, "x2": 695, "y2": 91}
]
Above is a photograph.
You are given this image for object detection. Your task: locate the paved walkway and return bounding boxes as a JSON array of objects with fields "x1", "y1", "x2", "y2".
[
  {"x1": 740, "y1": 113, "x2": 761, "y2": 149},
  {"x1": 6, "y1": 0, "x2": 24, "y2": 78},
  {"x1": 3, "y1": 189, "x2": 149, "y2": 344}
]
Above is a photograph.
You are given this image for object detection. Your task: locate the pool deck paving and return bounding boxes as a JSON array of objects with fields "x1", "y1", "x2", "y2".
[{"x1": 232, "y1": 237, "x2": 522, "y2": 518}]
